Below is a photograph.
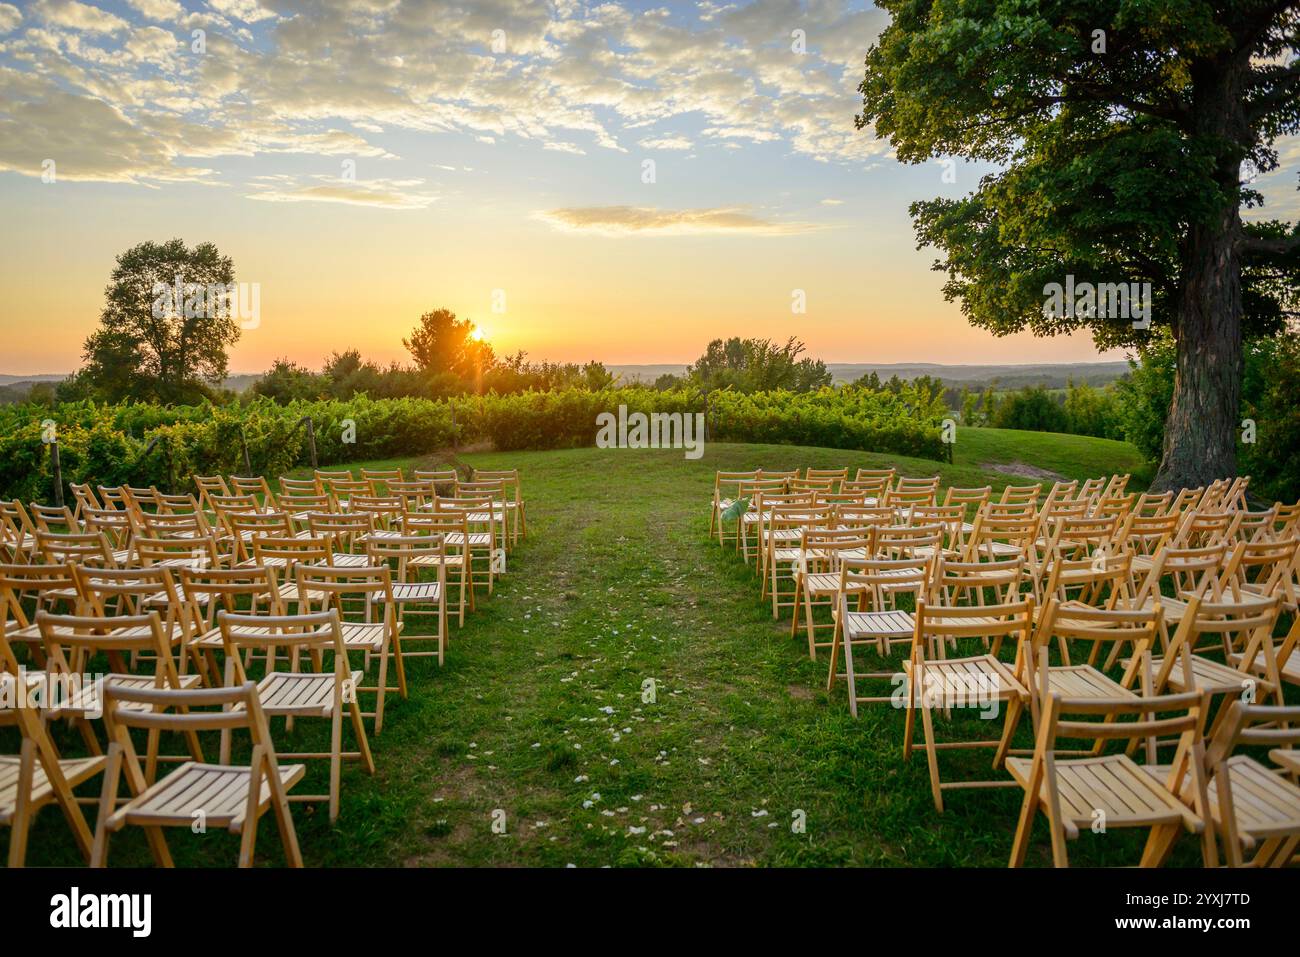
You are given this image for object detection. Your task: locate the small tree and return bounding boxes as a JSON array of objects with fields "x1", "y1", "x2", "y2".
[
  {"x1": 81, "y1": 239, "x2": 241, "y2": 403},
  {"x1": 402, "y1": 308, "x2": 495, "y2": 386}
]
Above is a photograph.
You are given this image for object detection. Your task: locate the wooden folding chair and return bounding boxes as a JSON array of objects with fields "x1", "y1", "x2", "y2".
[
  {"x1": 0, "y1": 501, "x2": 39, "y2": 564},
  {"x1": 91, "y1": 681, "x2": 304, "y2": 867},
  {"x1": 402, "y1": 511, "x2": 473, "y2": 624},
  {"x1": 1145, "y1": 593, "x2": 1285, "y2": 724},
  {"x1": 1199, "y1": 702, "x2": 1300, "y2": 867},
  {"x1": 0, "y1": 562, "x2": 82, "y2": 664},
  {"x1": 366, "y1": 534, "x2": 449, "y2": 664},
  {"x1": 827, "y1": 555, "x2": 933, "y2": 715},
  {"x1": 29, "y1": 502, "x2": 80, "y2": 534},
  {"x1": 1, "y1": 671, "x2": 108, "y2": 866},
  {"x1": 37, "y1": 529, "x2": 122, "y2": 569},
  {"x1": 903, "y1": 598, "x2": 1035, "y2": 811},
  {"x1": 218, "y1": 609, "x2": 374, "y2": 822},
  {"x1": 293, "y1": 565, "x2": 406, "y2": 734},
  {"x1": 790, "y1": 528, "x2": 871, "y2": 657},
  {"x1": 435, "y1": 495, "x2": 502, "y2": 593},
  {"x1": 474, "y1": 468, "x2": 527, "y2": 544},
  {"x1": 36, "y1": 610, "x2": 204, "y2": 778},
  {"x1": 762, "y1": 504, "x2": 834, "y2": 613},
  {"x1": 1007, "y1": 688, "x2": 1210, "y2": 867},
  {"x1": 360, "y1": 468, "x2": 405, "y2": 496}
]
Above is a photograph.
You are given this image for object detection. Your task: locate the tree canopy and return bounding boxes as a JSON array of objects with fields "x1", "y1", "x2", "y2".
[
  {"x1": 859, "y1": 1, "x2": 1300, "y2": 489},
  {"x1": 74, "y1": 239, "x2": 241, "y2": 404}
]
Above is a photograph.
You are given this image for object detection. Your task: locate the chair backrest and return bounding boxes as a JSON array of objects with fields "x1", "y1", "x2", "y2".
[
  {"x1": 360, "y1": 468, "x2": 405, "y2": 495},
  {"x1": 294, "y1": 564, "x2": 393, "y2": 613},
  {"x1": 1133, "y1": 542, "x2": 1229, "y2": 605},
  {"x1": 998, "y1": 483, "x2": 1043, "y2": 506},
  {"x1": 788, "y1": 477, "x2": 834, "y2": 494},
  {"x1": 930, "y1": 555, "x2": 1023, "y2": 605},
  {"x1": 72, "y1": 564, "x2": 185, "y2": 625},
  {"x1": 1133, "y1": 490, "x2": 1173, "y2": 517},
  {"x1": 0, "y1": 562, "x2": 79, "y2": 630},
  {"x1": 349, "y1": 495, "x2": 403, "y2": 526},
  {"x1": 141, "y1": 505, "x2": 204, "y2": 532},
  {"x1": 179, "y1": 565, "x2": 283, "y2": 621},
  {"x1": 275, "y1": 492, "x2": 333, "y2": 516},
  {"x1": 841, "y1": 476, "x2": 890, "y2": 499},
  {"x1": 964, "y1": 514, "x2": 1038, "y2": 561},
  {"x1": 230, "y1": 475, "x2": 273, "y2": 502},
  {"x1": 278, "y1": 476, "x2": 322, "y2": 496},
  {"x1": 835, "y1": 505, "x2": 899, "y2": 531},
  {"x1": 804, "y1": 467, "x2": 848, "y2": 486},
  {"x1": 305, "y1": 511, "x2": 375, "y2": 554},
  {"x1": 1038, "y1": 552, "x2": 1134, "y2": 609},
  {"x1": 133, "y1": 534, "x2": 221, "y2": 570},
  {"x1": 366, "y1": 533, "x2": 448, "y2": 581},
  {"x1": 412, "y1": 469, "x2": 459, "y2": 493},
  {"x1": 193, "y1": 474, "x2": 232, "y2": 507},
  {"x1": 1233, "y1": 506, "x2": 1280, "y2": 543},
  {"x1": 218, "y1": 609, "x2": 348, "y2": 684},
  {"x1": 874, "y1": 523, "x2": 943, "y2": 558},
  {"x1": 69, "y1": 482, "x2": 103, "y2": 515},
  {"x1": 912, "y1": 597, "x2": 1035, "y2": 668},
  {"x1": 29, "y1": 502, "x2": 79, "y2": 534},
  {"x1": 325, "y1": 478, "x2": 369, "y2": 507},
  {"x1": 941, "y1": 486, "x2": 991, "y2": 518},
  {"x1": 37, "y1": 610, "x2": 181, "y2": 686},
  {"x1": 1114, "y1": 511, "x2": 1180, "y2": 557},
  {"x1": 839, "y1": 554, "x2": 933, "y2": 610},
  {"x1": 1032, "y1": 596, "x2": 1163, "y2": 678},
  {"x1": 1218, "y1": 537, "x2": 1299, "y2": 603},
  {"x1": 36, "y1": 531, "x2": 117, "y2": 568},
  {"x1": 854, "y1": 467, "x2": 895, "y2": 483},
  {"x1": 1175, "y1": 509, "x2": 1241, "y2": 548}
]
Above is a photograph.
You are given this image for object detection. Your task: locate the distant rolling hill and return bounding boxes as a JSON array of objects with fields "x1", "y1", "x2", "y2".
[{"x1": 609, "y1": 361, "x2": 1132, "y2": 389}]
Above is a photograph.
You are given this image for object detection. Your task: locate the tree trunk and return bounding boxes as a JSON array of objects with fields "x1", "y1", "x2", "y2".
[
  {"x1": 1150, "y1": 60, "x2": 1248, "y2": 494},
  {"x1": 1150, "y1": 206, "x2": 1243, "y2": 492}
]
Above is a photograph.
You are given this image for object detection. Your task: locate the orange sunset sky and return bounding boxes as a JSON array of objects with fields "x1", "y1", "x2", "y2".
[{"x1": 1, "y1": 0, "x2": 1295, "y2": 376}]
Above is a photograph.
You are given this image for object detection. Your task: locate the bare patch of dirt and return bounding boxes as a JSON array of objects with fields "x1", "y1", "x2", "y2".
[
  {"x1": 786, "y1": 684, "x2": 813, "y2": 700},
  {"x1": 981, "y1": 460, "x2": 1067, "y2": 482}
]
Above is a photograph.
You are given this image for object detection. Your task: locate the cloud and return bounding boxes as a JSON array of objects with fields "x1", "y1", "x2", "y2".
[
  {"x1": 820, "y1": 198, "x2": 844, "y2": 206},
  {"x1": 639, "y1": 135, "x2": 692, "y2": 150},
  {"x1": 124, "y1": 0, "x2": 182, "y2": 21},
  {"x1": 536, "y1": 205, "x2": 822, "y2": 237},
  {"x1": 246, "y1": 175, "x2": 437, "y2": 209},
  {"x1": 0, "y1": 1, "x2": 893, "y2": 189},
  {"x1": 0, "y1": 3, "x2": 21, "y2": 33},
  {"x1": 543, "y1": 141, "x2": 586, "y2": 155},
  {"x1": 31, "y1": 0, "x2": 126, "y2": 33},
  {"x1": 206, "y1": 0, "x2": 276, "y2": 24}
]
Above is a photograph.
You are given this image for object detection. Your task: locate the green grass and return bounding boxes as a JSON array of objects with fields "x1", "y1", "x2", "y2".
[{"x1": 9, "y1": 431, "x2": 1230, "y2": 868}]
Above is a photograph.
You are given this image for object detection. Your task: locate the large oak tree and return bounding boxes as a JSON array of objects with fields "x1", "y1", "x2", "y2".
[{"x1": 858, "y1": 1, "x2": 1300, "y2": 489}]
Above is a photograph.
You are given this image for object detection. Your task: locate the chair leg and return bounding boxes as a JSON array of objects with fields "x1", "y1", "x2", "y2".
[
  {"x1": 6, "y1": 739, "x2": 36, "y2": 867},
  {"x1": 329, "y1": 707, "x2": 343, "y2": 823},
  {"x1": 920, "y1": 697, "x2": 944, "y2": 812},
  {"x1": 1138, "y1": 823, "x2": 1182, "y2": 867}
]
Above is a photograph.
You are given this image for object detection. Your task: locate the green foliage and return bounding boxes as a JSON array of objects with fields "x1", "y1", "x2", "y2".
[
  {"x1": 0, "y1": 379, "x2": 953, "y2": 501},
  {"x1": 688, "y1": 337, "x2": 831, "y2": 393},
  {"x1": 81, "y1": 239, "x2": 242, "y2": 404},
  {"x1": 989, "y1": 385, "x2": 1069, "y2": 433}
]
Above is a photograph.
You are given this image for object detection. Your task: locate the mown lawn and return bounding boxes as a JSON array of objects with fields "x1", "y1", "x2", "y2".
[{"x1": 11, "y1": 431, "x2": 1240, "y2": 868}]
